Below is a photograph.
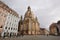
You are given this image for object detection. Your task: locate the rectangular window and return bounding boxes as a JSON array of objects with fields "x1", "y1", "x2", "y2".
[
  {"x1": 0, "y1": 26, "x2": 2, "y2": 28},
  {"x1": 14, "y1": 28, "x2": 15, "y2": 30},
  {"x1": 11, "y1": 28, "x2": 12, "y2": 30},
  {"x1": 4, "y1": 15, "x2": 6, "y2": 17},
  {"x1": 15, "y1": 20, "x2": 16, "y2": 22},
  {"x1": 16, "y1": 28, "x2": 17, "y2": 30},
  {"x1": 8, "y1": 27, "x2": 10, "y2": 30},
  {"x1": 5, "y1": 27, "x2": 7, "y2": 29}
]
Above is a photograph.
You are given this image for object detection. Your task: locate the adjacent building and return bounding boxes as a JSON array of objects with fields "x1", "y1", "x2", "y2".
[
  {"x1": 49, "y1": 22, "x2": 60, "y2": 35},
  {"x1": 0, "y1": 1, "x2": 19, "y2": 37},
  {"x1": 40, "y1": 28, "x2": 49, "y2": 35},
  {"x1": 57, "y1": 21, "x2": 60, "y2": 35}
]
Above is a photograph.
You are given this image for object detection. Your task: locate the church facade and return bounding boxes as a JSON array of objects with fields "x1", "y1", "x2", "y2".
[{"x1": 18, "y1": 6, "x2": 40, "y2": 35}]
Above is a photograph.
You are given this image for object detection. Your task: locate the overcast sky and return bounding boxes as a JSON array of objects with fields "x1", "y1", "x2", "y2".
[{"x1": 1, "y1": 0, "x2": 60, "y2": 30}]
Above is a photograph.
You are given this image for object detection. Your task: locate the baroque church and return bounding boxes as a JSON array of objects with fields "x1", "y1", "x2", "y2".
[{"x1": 18, "y1": 6, "x2": 40, "y2": 35}]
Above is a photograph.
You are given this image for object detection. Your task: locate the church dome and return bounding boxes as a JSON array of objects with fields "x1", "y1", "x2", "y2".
[{"x1": 24, "y1": 6, "x2": 33, "y2": 18}]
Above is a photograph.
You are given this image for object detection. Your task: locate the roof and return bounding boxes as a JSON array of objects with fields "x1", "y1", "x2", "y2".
[
  {"x1": 49, "y1": 23, "x2": 60, "y2": 33},
  {"x1": 0, "y1": 1, "x2": 19, "y2": 17},
  {"x1": 40, "y1": 28, "x2": 46, "y2": 30}
]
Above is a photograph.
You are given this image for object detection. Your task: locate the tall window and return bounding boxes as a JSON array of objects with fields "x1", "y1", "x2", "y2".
[
  {"x1": 8, "y1": 27, "x2": 10, "y2": 30},
  {"x1": 5, "y1": 27, "x2": 7, "y2": 29},
  {"x1": 11, "y1": 28, "x2": 12, "y2": 30},
  {"x1": 0, "y1": 26, "x2": 2, "y2": 28},
  {"x1": 15, "y1": 20, "x2": 16, "y2": 22},
  {"x1": 4, "y1": 15, "x2": 6, "y2": 17}
]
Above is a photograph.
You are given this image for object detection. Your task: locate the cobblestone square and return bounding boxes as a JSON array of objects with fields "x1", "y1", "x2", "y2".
[{"x1": 0, "y1": 35, "x2": 60, "y2": 40}]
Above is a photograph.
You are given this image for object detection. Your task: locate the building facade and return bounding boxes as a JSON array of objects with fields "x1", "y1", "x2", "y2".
[
  {"x1": 18, "y1": 6, "x2": 40, "y2": 35},
  {"x1": 40, "y1": 28, "x2": 49, "y2": 35},
  {"x1": 49, "y1": 23, "x2": 59, "y2": 35},
  {"x1": 56, "y1": 21, "x2": 60, "y2": 35},
  {"x1": 0, "y1": 1, "x2": 19, "y2": 37}
]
